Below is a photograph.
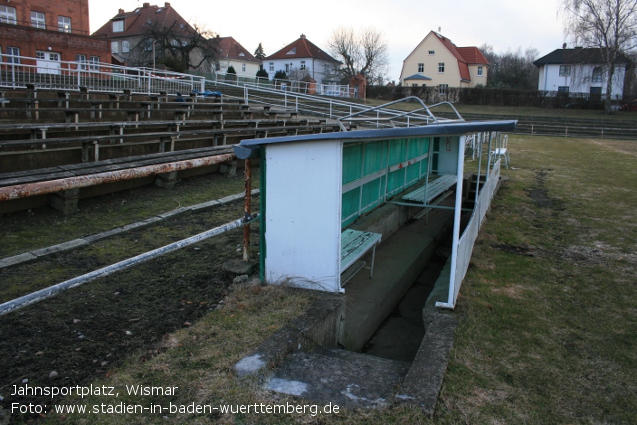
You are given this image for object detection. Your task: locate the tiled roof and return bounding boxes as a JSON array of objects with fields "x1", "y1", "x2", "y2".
[
  {"x1": 265, "y1": 34, "x2": 340, "y2": 64},
  {"x1": 432, "y1": 32, "x2": 488, "y2": 82},
  {"x1": 533, "y1": 48, "x2": 631, "y2": 66},
  {"x1": 92, "y1": 2, "x2": 194, "y2": 38},
  {"x1": 211, "y1": 36, "x2": 259, "y2": 63}
]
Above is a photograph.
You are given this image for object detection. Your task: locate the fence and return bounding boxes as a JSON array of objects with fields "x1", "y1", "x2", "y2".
[{"x1": 0, "y1": 53, "x2": 205, "y2": 94}]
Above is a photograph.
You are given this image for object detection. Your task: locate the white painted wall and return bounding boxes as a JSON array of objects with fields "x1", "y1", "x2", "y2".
[
  {"x1": 264, "y1": 140, "x2": 344, "y2": 292},
  {"x1": 435, "y1": 136, "x2": 460, "y2": 174},
  {"x1": 538, "y1": 63, "x2": 626, "y2": 98}
]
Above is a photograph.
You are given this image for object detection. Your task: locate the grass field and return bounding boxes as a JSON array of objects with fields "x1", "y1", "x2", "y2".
[{"x1": 14, "y1": 133, "x2": 637, "y2": 425}]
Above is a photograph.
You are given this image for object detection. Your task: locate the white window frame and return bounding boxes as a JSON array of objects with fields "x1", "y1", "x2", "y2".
[
  {"x1": 89, "y1": 56, "x2": 100, "y2": 71},
  {"x1": 592, "y1": 67, "x2": 602, "y2": 83},
  {"x1": 31, "y1": 11, "x2": 46, "y2": 29},
  {"x1": 7, "y1": 47, "x2": 20, "y2": 64},
  {"x1": 418, "y1": 63, "x2": 424, "y2": 72},
  {"x1": 241, "y1": 63, "x2": 246, "y2": 72},
  {"x1": 438, "y1": 62, "x2": 445, "y2": 73},
  {"x1": 439, "y1": 84, "x2": 448, "y2": 95},
  {"x1": 269, "y1": 62, "x2": 274, "y2": 72},
  {"x1": 58, "y1": 16, "x2": 72, "y2": 33},
  {"x1": 113, "y1": 20, "x2": 124, "y2": 33},
  {"x1": 557, "y1": 86, "x2": 569, "y2": 94},
  {"x1": 300, "y1": 60, "x2": 306, "y2": 70},
  {"x1": 477, "y1": 66, "x2": 483, "y2": 76},
  {"x1": 428, "y1": 50, "x2": 435, "y2": 55},
  {"x1": 111, "y1": 41, "x2": 119, "y2": 54},
  {"x1": 122, "y1": 40, "x2": 130, "y2": 53},
  {"x1": 76, "y1": 54, "x2": 87, "y2": 69},
  {"x1": 0, "y1": 6, "x2": 17, "y2": 24}
]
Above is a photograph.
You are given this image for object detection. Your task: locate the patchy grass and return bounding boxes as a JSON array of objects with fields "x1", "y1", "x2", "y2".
[
  {"x1": 0, "y1": 171, "x2": 256, "y2": 258},
  {"x1": 3, "y1": 135, "x2": 637, "y2": 424}
]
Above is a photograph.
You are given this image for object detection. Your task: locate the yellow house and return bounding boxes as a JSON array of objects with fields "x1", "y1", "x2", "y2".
[{"x1": 400, "y1": 31, "x2": 489, "y2": 93}]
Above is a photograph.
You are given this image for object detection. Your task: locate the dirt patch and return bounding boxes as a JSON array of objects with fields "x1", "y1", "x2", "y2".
[{"x1": 0, "y1": 176, "x2": 259, "y2": 424}]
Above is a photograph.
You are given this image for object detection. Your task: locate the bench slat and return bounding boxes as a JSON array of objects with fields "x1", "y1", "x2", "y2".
[
  {"x1": 402, "y1": 174, "x2": 457, "y2": 203},
  {"x1": 340, "y1": 229, "x2": 382, "y2": 279}
]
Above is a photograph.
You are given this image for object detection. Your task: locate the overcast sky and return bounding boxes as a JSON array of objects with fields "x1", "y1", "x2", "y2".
[{"x1": 89, "y1": 0, "x2": 567, "y2": 82}]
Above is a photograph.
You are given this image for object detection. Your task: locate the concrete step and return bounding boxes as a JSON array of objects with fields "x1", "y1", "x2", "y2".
[{"x1": 265, "y1": 348, "x2": 409, "y2": 409}]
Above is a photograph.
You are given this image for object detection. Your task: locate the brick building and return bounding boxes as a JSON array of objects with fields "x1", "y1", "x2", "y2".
[{"x1": 0, "y1": 0, "x2": 109, "y2": 70}]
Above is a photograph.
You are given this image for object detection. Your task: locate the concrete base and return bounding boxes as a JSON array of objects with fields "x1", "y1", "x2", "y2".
[
  {"x1": 340, "y1": 206, "x2": 454, "y2": 352},
  {"x1": 51, "y1": 188, "x2": 80, "y2": 214},
  {"x1": 154, "y1": 171, "x2": 179, "y2": 189}
]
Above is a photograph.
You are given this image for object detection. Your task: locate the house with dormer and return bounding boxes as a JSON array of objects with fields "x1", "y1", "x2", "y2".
[
  {"x1": 92, "y1": 2, "x2": 216, "y2": 72},
  {"x1": 400, "y1": 31, "x2": 489, "y2": 94},
  {"x1": 210, "y1": 36, "x2": 260, "y2": 76},
  {"x1": 264, "y1": 34, "x2": 340, "y2": 84}
]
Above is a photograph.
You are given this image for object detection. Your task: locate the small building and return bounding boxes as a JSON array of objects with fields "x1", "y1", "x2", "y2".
[
  {"x1": 210, "y1": 36, "x2": 260, "y2": 77},
  {"x1": 234, "y1": 117, "x2": 515, "y2": 308},
  {"x1": 533, "y1": 47, "x2": 630, "y2": 99},
  {"x1": 0, "y1": 0, "x2": 108, "y2": 71},
  {"x1": 400, "y1": 31, "x2": 489, "y2": 93},
  {"x1": 263, "y1": 34, "x2": 341, "y2": 84}
]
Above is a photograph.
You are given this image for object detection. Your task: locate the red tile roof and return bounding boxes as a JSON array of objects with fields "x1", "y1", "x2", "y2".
[
  {"x1": 92, "y1": 2, "x2": 194, "y2": 38},
  {"x1": 211, "y1": 36, "x2": 259, "y2": 63},
  {"x1": 433, "y1": 32, "x2": 489, "y2": 82},
  {"x1": 265, "y1": 34, "x2": 340, "y2": 64}
]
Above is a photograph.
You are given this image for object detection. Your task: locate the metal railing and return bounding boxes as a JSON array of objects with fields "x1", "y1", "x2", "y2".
[{"x1": 0, "y1": 54, "x2": 205, "y2": 95}]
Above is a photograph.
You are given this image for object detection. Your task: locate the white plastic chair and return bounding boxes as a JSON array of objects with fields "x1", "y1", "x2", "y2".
[{"x1": 492, "y1": 134, "x2": 510, "y2": 169}]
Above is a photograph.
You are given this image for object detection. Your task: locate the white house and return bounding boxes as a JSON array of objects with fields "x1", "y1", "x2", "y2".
[
  {"x1": 263, "y1": 34, "x2": 341, "y2": 84},
  {"x1": 533, "y1": 48, "x2": 631, "y2": 99}
]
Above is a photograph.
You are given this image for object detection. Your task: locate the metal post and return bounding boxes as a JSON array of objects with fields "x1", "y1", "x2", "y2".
[{"x1": 243, "y1": 159, "x2": 252, "y2": 262}]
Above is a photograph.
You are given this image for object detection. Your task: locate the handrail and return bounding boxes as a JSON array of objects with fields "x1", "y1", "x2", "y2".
[{"x1": 336, "y1": 97, "x2": 464, "y2": 131}]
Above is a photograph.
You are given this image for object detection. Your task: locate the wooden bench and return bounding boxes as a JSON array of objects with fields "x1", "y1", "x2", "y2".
[
  {"x1": 402, "y1": 174, "x2": 457, "y2": 204},
  {"x1": 340, "y1": 229, "x2": 382, "y2": 285}
]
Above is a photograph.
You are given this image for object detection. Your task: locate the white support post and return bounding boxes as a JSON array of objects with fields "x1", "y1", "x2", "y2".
[{"x1": 437, "y1": 135, "x2": 466, "y2": 309}]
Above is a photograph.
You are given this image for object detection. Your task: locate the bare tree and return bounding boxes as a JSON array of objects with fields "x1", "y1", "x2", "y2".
[
  {"x1": 480, "y1": 44, "x2": 540, "y2": 89},
  {"x1": 133, "y1": 21, "x2": 218, "y2": 73},
  {"x1": 327, "y1": 26, "x2": 390, "y2": 84},
  {"x1": 560, "y1": 0, "x2": 637, "y2": 113}
]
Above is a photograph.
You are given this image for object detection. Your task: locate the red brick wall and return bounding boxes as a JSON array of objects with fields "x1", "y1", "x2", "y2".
[
  {"x1": 13, "y1": 0, "x2": 90, "y2": 34},
  {"x1": 0, "y1": 0, "x2": 109, "y2": 63}
]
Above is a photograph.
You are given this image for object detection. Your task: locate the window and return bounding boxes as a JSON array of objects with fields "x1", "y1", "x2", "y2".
[
  {"x1": 241, "y1": 63, "x2": 246, "y2": 72},
  {"x1": 438, "y1": 62, "x2": 445, "y2": 73},
  {"x1": 477, "y1": 66, "x2": 483, "y2": 76},
  {"x1": 76, "y1": 54, "x2": 87, "y2": 69},
  {"x1": 269, "y1": 62, "x2": 274, "y2": 72},
  {"x1": 0, "y1": 6, "x2": 17, "y2": 24},
  {"x1": 428, "y1": 50, "x2": 435, "y2": 55},
  {"x1": 300, "y1": 60, "x2": 306, "y2": 70},
  {"x1": 557, "y1": 86, "x2": 569, "y2": 94},
  {"x1": 439, "y1": 84, "x2": 448, "y2": 95},
  {"x1": 6, "y1": 47, "x2": 20, "y2": 64},
  {"x1": 31, "y1": 12, "x2": 46, "y2": 29},
  {"x1": 89, "y1": 56, "x2": 100, "y2": 71},
  {"x1": 559, "y1": 65, "x2": 571, "y2": 76},
  {"x1": 122, "y1": 40, "x2": 130, "y2": 53},
  {"x1": 592, "y1": 67, "x2": 602, "y2": 83},
  {"x1": 418, "y1": 63, "x2": 424, "y2": 72},
  {"x1": 113, "y1": 20, "x2": 124, "y2": 32},
  {"x1": 111, "y1": 41, "x2": 119, "y2": 53},
  {"x1": 36, "y1": 52, "x2": 45, "y2": 60},
  {"x1": 285, "y1": 63, "x2": 290, "y2": 73},
  {"x1": 58, "y1": 16, "x2": 71, "y2": 33},
  {"x1": 144, "y1": 39, "x2": 154, "y2": 51}
]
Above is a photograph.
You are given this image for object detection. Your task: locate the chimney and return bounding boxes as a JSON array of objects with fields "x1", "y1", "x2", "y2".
[
  {"x1": 118, "y1": 8, "x2": 124, "y2": 13},
  {"x1": 300, "y1": 34, "x2": 306, "y2": 39},
  {"x1": 164, "y1": 2, "x2": 170, "y2": 6},
  {"x1": 143, "y1": 2, "x2": 150, "y2": 7}
]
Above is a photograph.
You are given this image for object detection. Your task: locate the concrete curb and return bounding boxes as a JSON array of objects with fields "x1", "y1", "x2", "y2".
[
  {"x1": 234, "y1": 290, "x2": 344, "y2": 378},
  {"x1": 0, "y1": 189, "x2": 259, "y2": 270}
]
